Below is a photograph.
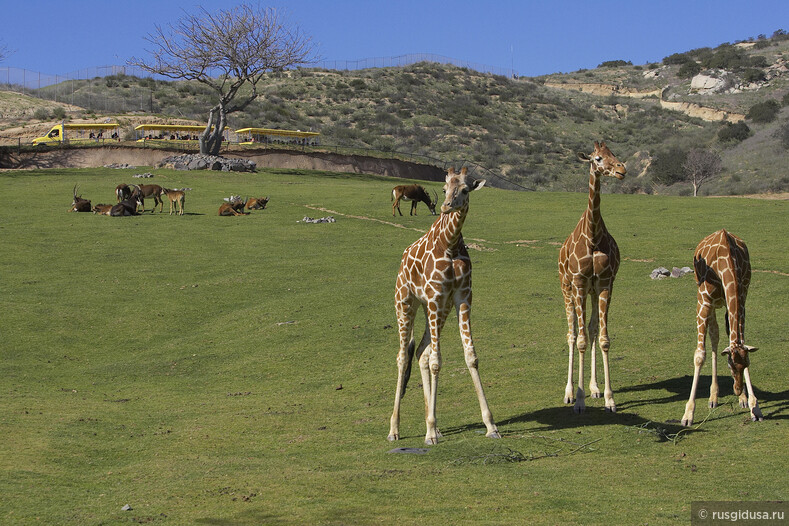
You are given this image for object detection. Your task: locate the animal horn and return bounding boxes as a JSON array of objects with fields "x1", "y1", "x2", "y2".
[{"x1": 432, "y1": 189, "x2": 438, "y2": 205}]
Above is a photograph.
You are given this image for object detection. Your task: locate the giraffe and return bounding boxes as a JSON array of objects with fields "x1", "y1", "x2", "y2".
[
  {"x1": 388, "y1": 167, "x2": 500, "y2": 445},
  {"x1": 558, "y1": 141, "x2": 626, "y2": 414},
  {"x1": 681, "y1": 229, "x2": 762, "y2": 426}
]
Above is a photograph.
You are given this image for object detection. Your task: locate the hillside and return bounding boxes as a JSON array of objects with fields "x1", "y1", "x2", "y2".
[{"x1": 3, "y1": 32, "x2": 789, "y2": 195}]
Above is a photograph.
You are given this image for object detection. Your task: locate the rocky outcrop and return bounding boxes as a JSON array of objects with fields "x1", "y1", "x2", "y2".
[
  {"x1": 544, "y1": 82, "x2": 663, "y2": 99},
  {"x1": 156, "y1": 153, "x2": 257, "y2": 172},
  {"x1": 659, "y1": 99, "x2": 744, "y2": 122}
]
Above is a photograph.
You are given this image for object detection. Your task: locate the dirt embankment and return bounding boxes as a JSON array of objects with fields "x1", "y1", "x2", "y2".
[{"x1": 0, "y1": 145, "x2": 447, "y2": 183}]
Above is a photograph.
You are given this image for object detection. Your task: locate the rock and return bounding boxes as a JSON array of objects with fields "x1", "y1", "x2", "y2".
[
  {"x1": 121, "y1": 504, "x2": 133, "y2": 511},
  {"x1": 691, "y1": 73, "x2": 727, "y2": 94},
  {"x1": 157, "y1": 154, "x2": 256, "y2": 172},
  {"x1": 650, "y1": 267, "x2": 670, "y2": 280},
  {"x1": 671, "y1": 266, "x2": 693, "y2": 278},
  {"x1": 301, "y1": 216, "x2": 336, "y2": 223}
]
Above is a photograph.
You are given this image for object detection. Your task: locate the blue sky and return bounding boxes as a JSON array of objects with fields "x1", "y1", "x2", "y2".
[{"x1": 2, "y1": 0, "x2": 788, "y2": 77}]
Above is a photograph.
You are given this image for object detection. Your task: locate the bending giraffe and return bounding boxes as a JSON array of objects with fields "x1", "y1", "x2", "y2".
[
  {"x1": 682, "y1": 229, "x2": 762, "y2": 426},
  {"x1": 558, "y1": 141, "x2": 626, "y2": 414},
  {"x1": 388, "y1": 167, "x2": 500, "y2": 445}
]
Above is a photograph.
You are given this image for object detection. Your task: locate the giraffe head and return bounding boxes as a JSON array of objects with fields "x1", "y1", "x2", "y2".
[
  {"x1": 722, "y1": 344, "x2": 757, "y2": 395},
  {"x1": 440, "y1": 167, "x2": 486, "y2": 214},
  {"x1": 577, "y1": 141, "x2": 626, "y2": 180}
]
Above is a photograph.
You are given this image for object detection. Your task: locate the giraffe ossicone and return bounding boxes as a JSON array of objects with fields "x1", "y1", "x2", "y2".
[
  {"x1": 681, "y1": 229, "x2": 762, "y2": 426},
  {"x1": 558, "y1": 141, "x2": 626, "y2": 414},
  {"x1": 388, "y1": 167, "x2": 500, "y2": 445}
]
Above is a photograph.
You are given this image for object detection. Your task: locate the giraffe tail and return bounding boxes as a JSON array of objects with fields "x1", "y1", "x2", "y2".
[{"x1": 400, "y1": 339, "x2": 416, "y2": 398}]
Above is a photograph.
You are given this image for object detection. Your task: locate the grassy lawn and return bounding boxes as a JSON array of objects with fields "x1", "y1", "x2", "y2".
[{"x1": 1, "y1": 166, "x2": 787, "y2": 525}]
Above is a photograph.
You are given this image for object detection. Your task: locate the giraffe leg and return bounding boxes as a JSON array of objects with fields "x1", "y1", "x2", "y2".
[
  {"x1": 457, "y1": 300, "x2": 500, "y2": 439},
  {"x1": 424, "y1": 302, "x2": 448, "y2": 445},
  {"x1": 588, "y1": 290, "x2": 601, "y2": 399},
  {"x1": 414, "y1": 315, "x2": 440, "y2": 439},
  {"x1": 708, "y1": 314, "x2": 719, "y2": 409},
  {"x1": 561, "y1": 279, "x2": 576, "y2": 404},
  {"x1": 573, "y1": 283, "x2": 588, "y2": 414},
  {"x1": 682, "y1": 300, "x2": 711, "y2": 426},
  {"x1": 388, "y1": 295, "x2": 417, "y2": 441},
  {"x1": 596, "y1": 287, "x2": 615, "y2": 412},
  {"x1": 743, "y1": 368, "x2": 763, "y2": 421}
]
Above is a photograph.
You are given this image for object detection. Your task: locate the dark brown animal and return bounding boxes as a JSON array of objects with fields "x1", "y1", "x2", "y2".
[
  {"x1": 70, "y1": 185, "x2": 92, "y2": 212},
  {"x1": 115, "y1": 184, "x2": 131, "y2": 202},
  {"x1": 391, "y1": 184, "x2": 438, "y2": 216},
  {"x1": 161, "y1": 188, "x2": 186, "y2": 216},
  {"x1": 111, "y1": 196, "x2": 141, "y2": 216},
  {"x1": 131, "y1": 184, "x2": 164, "y2": 213},
  {"x1": 92, "y1": 204, "x2": 113, "y2": 215},
  {"x1": 246, "y1": 196, "x2": 269, "y2": 210}
]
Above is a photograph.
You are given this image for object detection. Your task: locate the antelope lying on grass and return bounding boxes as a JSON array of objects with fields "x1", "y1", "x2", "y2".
[
  {"x1": 110, "y1": 195, "x2": 142, "y2": 216},
  {"x1": 92, "y1": 204, "x2": 113, "y2": 215},
  {"x1": 218, "y1": 196, "x2": 247, "y2": 216},
  {"x1": 115, "y1": 183, "x2": 132, "y2": 202},
  {"x1": 246, "y1": 196, "x2": 269, "y2": 210},
  {"x1": 161, "y1": 188, "x2": 188, "y2": 216},
  {"x1": 391, "y1": 184, "x2": 438, "y2": 216},
  {"x1": 70, "y1": 185, "x2": 92, "y2": 212},
  {"x1": 131, "y1": 184, "x2": 164, "y2": 213}
]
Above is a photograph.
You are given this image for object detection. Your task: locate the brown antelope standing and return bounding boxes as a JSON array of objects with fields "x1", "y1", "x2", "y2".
[
  {"x1": 391, "y1": 184, "x2": 438, "y2": 217},
  {"x1": 161, "y1": 188, "x2": 186, "y2": 216},
  {"x1": 92, "y1": 204, "x2": 113, "y2": 215},
  {"x1": 246, "y1": 196, "x2": 269, "y2": 210},
  {"x1": 682, "y1": 229, "x2": 762, "y2": 426},
  {"x1": 110, "y1": 195, "x2": 142, "y2": 216},
  {"x1": 131, "y1": 184, "x2": 164, "y2": 213},
  {"x1": 389, "y1": 167, "x2": 499, "y2": 445},
  {"x1": 69, "y1": 185, "x2": 92, "y2": 212},
  {"x1": 115, "y1": 183, "x2": 132, "y2": 202}
]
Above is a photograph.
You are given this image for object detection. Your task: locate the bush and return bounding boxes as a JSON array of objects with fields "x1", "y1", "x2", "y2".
[
  {"x1": 774, "y1": 122, "x2": 789, "y2": 149},
  {"x1": 747, "y1": 100, "x2": 781, "y2": 123},
  {"x1": 598, "y1": 60, "x2": 632, "y2": 68},
  {"x1": 742, "y1": 68, "x2": 767, "y2": 83},
  {"x1": 649, "y1": 147, "x2": 688, "y2": 185},
  {"x1": 677, "y1": 61, "x2": 702, "y2": 79},
  {"x1": 33, "y1": 108, "x2": 51, "y2": 120},
  {"x1": 52, "y1": 107, "x2": 66, "y2": 120},
  {"x1": 718, "y1": 121, "x2": 751, "y2": 142},
  {"x1": 663, "y1": 52, "x2": 691, "y2": 65}
]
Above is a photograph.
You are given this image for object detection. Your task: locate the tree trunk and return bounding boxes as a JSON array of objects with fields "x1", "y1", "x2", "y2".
[
  {"x1": 693, "y1": 181, "x2": 699, "y2": 197},
  {"x1": 199, "y1": 105, "x2": 227, "y2": 156}
]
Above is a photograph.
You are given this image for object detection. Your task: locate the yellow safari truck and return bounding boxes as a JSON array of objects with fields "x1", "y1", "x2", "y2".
[{"x1": 32, "y1": 122, "x2": 120, "y2": 146}]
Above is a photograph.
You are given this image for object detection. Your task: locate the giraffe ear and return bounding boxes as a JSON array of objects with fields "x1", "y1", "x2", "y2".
[
  {"x1": 745, "y1": 345, "x2": 758, "y2": 352},
  {"x1": 460, "y1": 167, "x2": 468, "y2": 176},
  {"x1": 448, "y1": 167, "x2": 456, "y2": 175},
  {"x1": 470, "y1": 179, "x2": 486, "y2": 191},
  {"x1": 721, "y1": 347, "x2": 731, "y2": 356},
  {"x1": 577, "y1": 152, "x2": 592, "y2": 162}
]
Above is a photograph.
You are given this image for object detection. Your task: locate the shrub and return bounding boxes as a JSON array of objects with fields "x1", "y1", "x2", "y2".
[
  {"x1": 663, "y1": 52, "x2": 691, "y2": 65},
  {"x1": 649, "y1": 147, "x2": 688, "y2": 185},
  {"x1": 677, "y1": 61, "x2": 702, "y2": 79},
  {"x1": 718, "y1": 121, "x2": 751, "y2": 142},
  {"x1": 774, "y1": 122, "x2": 789, "y2": 149},
  {"x1": 782, "y1": 92, "x2": 789, "y2": 106},
  {"x1": 33, "y1": 107, "x2": 51, "y2": 120},
  {"x1": 742, "y1": 68, "x2": 767, "y2": 83},
  {"x1": 598, "y1": 60, "x2": 632, "y2": 68},
  {"x1": 52, "y1": 107, "x2": 66, "y2": 120},
  {"x1": 747, "y1": 100, "x2": 781, "y2": 123}
]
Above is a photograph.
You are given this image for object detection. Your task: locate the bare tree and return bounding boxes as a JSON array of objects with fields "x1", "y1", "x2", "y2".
[
  {"x1": 0, "y1": 42, "x2": 12, "y2": 64},
  {"x1": 129, "y1": 4, "x2": 313, "y2": 156},
  {"x1": 683, "y1": 148, "x2": 723, "y2": 197}
]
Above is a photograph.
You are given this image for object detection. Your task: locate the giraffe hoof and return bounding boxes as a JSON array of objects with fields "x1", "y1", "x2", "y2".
[
  {"x1": 387, "y1": 434, "x2": 399, "y2": 442},
  {"x1": 605, "y1": 405, "x2": 616, "y2": 413},
  {"x1": 740, "y1": 400, "x2": 748, "y2": 409},
  {"x1": 563, "y1": 396, "x2": 574, "y2": 404},
  {"x1": 681, "y1": 418, "x2": 693, "y2": 427},
  {"x1": 424, "y1": 436, "x2": 439, "y2": 446},
  {"x1": 487, "y1": 430, "x2": 501, "y2": 439},
  {"x1": 709, "y1": 401, "x2": 718, "y2": 409},
  {"x1": 590, "y1": 392, "x2": 602, "y2": 399}
]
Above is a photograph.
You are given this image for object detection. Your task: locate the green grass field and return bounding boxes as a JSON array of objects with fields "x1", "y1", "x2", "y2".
[{"x1": 1, "y1": 167, "x2": 787, "y2": 525}]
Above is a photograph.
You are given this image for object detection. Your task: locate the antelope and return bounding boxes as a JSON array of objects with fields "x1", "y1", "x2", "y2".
[
  {"x1": 161, "y1": 188, "x2": 187, "y2": 216},
  {"x1": 391, "y1": 184, "x2": 438, "y2": 217},
  {"x1": 246, "y1": 196, "x2": 269, "y2": 210},
  {"x1": 219, "y1": 201, "x2": 246, "y2": 216},
  {"x1": 115, "y1": 183, "x2": 132, "y2": 202},
  {"x1": 92, "y1": 204, "x2": 113, "y2": 215},
  {"x1": 131, "y1": 184, "x2": 164, "y2": 213},
  {"x1": 110, "y1": 195, "x2": 142, "y2": 216},
  {"x1": 69, "y1": 185, "x2": 92, "y2": 212}
]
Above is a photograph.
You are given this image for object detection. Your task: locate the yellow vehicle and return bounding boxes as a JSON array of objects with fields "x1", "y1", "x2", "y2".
[
  {"x1": 32, "y1": 122, "x2": 120, "y2": 146},
  {"x1": 235, "y1": 127, "x2": 320, "y2": 146},
  {"x1": 134, "y1": 124, "x2": 217, "y2": 143}
]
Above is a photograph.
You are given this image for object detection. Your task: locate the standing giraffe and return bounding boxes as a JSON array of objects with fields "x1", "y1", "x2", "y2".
[
  {"x1": 681, "y1": 229, "x2": 762, "y2": 426},
  {"x1": 559, "y1": 141, "x2": 626, "y2": 414},
  {"x1": 388, "y1": 167, "x2": 500, "y2": 445}
]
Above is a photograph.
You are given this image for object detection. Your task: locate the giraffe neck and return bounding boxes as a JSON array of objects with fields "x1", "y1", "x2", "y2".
[
  {"x1": 584, "y1": 168, "x2": 604, "y2": 241},
  {"x1": 721, "y1": 242, "x2": 745, "y2": 347},
  {"x1": 431, "y1": 205, "x2": 467, "y2": 255}
]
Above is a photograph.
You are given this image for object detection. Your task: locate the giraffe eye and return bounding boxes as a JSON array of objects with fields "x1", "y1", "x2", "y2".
[
  {"x1": 461, "y1": 188, "x2": 469, "y2": 195},
  {"x1": 594, "y1": 156, "x2": 603, "y2": 162}
]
